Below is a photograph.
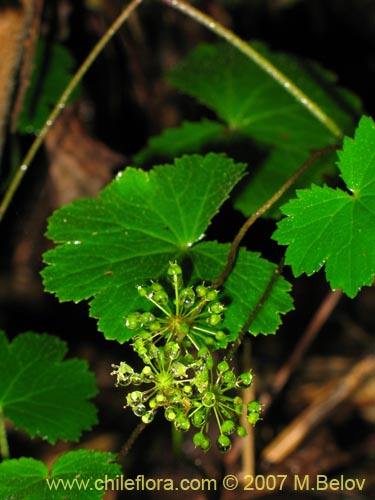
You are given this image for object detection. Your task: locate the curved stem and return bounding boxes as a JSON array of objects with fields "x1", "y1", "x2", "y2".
[
  {"x1": 239, "y1": 338, "x2": 255, "y2": 480},
  {"x1": 226, "y1": 256, "x2": 284, "y2": 363},
  {"x1": 159, "y1": 0, "x2": 344, "y2": 139},
  {"x1": 0, "y1": 0, "x2": 143, "y2": 223},
  {"x1": 0, "y1": 408, "x2": 10, "y2": 460},
  {"x1": 117, "y1": 421, "x2": 146, "y2": 467},
  {"x1": 212, "y1": 144, "x2": 340, "y2": 289},
  {"x1": 260, "y1": 288, "x2": 343, "y2": 413}
]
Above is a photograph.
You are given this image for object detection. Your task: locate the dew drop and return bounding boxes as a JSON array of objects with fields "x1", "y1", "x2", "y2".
[
  {"x1": 20, "y1": 164, "x2": 27, "y2": 172},
  {"x1": 74, "y1": 240, "x2": 81, "y2": 245},
  {"x1": 46, "y1": 120, "x2": 53, "y2": 127}
]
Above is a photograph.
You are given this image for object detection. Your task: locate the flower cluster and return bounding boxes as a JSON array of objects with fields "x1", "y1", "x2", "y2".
[
  {"x1": 112, "y1": 262, "x2": 261, "y2": 452},
  {"x1": 125, "y1": 262, "x2": 229, "y2": 350}
]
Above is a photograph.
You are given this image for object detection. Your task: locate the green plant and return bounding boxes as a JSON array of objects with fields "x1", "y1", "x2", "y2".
[
  {"x1": 0, "y1": 331, "x2": 121, "y2": 498},
  {"x1": 111, "y1": 262, "x2": 261, "y2": 452},
  {"x1": 0, "y1": 0, "x2": 374, "y2": 498}
]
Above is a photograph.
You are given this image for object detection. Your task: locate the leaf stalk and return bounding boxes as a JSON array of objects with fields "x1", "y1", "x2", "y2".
[{"x1": 213, "y1": 144, "x2": 340, "y2": 289}]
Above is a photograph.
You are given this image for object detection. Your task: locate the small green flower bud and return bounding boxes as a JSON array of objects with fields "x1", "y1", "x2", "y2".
[
  {"x1": 208, "y1": 314, "x2": 221, "y2": 326},
  {"x1": 171, "y1": 361, "x2": 188, "y2": 378},
  {"x1": 204, "y1": 336, "x2": 215, "y2": 346},
  {"x1": 192, "y1": 409, "x2": 207, "y2": 427},
  {"x1": 205, "y1": 354, "x2": 214, "y2": 370},
  {"x1": 165, "y1": 342, "x2": 180, "y2": 360},
  {"x1": 180, "y1": 287, "x2": 195, "y2": 307},
  {"x1": 133, "y1": 338, "x2": 144, "y2": 350},
  {"x1": 168, "y1": 262, "x2": 182, "y2": 276},
  {"x1": 217, "y1": 360, "x2": 230, "y2": 373},
  {"x1": 247, "y1": 401, "x2": 261, "y2": 413},
  {"x1": 154, "y1": 290, "x2": 168, "y2": 305},
  {"x1": 193, "y1": 432, "x2": 211, "y2": 451},
  {"x1": 149, "y1": 398, "x2": 157, "y2": 409},
  {"x1": 216, "y1": 434, "x2": 232, "y2": 453},
  {"x1": 126, "y1": 312, "x2": 141, "y2": 330},
  {"x1": 247, "y1": 412, "x2": 260, "y2": 426},
  {"x1": 221, "y1": 419, "x2": 236, "y2": 435},
  {"x1": 179, "y1": 321, "x2": 189, "y2": 335},
  {"x1": 165, "y1": 407, "x2": 177, "y2": 421},
  {"x1": 196, "y1": 285, "x2": 207, "y2": 297},
  {"x1": 151, "y1": 282, "x2": 163, "y2": 292},
  {"x1": 133, "y1": 404, "x2": 146, "y2": 417},
  {"x1": 183, "y1": 384, "x2": 192, "y2": 396},
  {"x1": 174, "y1": 415, "x2": 190, "y2": 432},
  {"x1": 131, "y1": 374, "x2": 143, "y2": 386},
  {"x1": 111, "y1": 362, "x2": 134, "y2": 385},
  {"x1": 142, "y1": 410, "x2": 155, "y2": 424},
  {"x1": 155, "y1": 393, "x2": 167, "y2": 405},
  {"x1": 182, "y1": 338, "x2": 192, "y2": 348},
  {"x1": 236, "y1": 371, "x2": 253, "y2": 389},
  {"x1": 141, "y1": 312, "x2": 155, "y2": 324},
  {"x1": 137, "y1": 285, "x2": 148, "y2": 297},
  {"x1": 149, "y1": 321, "x2": 162, "y2": 332},
  {"x1": 215, "y1": 330, "x2": 227, "y2": 342},
  {"x1": 148, "y1": 344, "x2": 159, "y2": 360},
  {"x1": 127, "y1": 391, "x2": 143, "y2": 405},
  {"x1": 206, "y1": 289, "x2": 218, "y2": 301},
  {"x1": 202, "y1": 391, "x2": 216, "y2": 407},
  {"x1": 222, "y1": 370, "x2": 236, "y2": 387},
  {"x1": 209, "y1": 301, "x2": 225, "y2": 314},
  {"x1": 141, "y1": 366, "x2": 154, "y2": 382},
  {"x1": 237, "y1": 425, "x2": 247, "y2": 437}
]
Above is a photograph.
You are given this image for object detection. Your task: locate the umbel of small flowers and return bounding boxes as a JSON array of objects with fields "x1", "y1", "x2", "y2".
[
  {"x1": 111, "y1": 262, "x2": 261, "y2": 453},
  {"x1": 125, "y1": 261, "x2": 230, "y2": 350}
]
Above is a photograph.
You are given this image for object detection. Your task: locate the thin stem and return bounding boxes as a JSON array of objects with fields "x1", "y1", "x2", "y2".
[
  {"x1": 239, "y1": 339, "x2": 255, "y2": 481},
  {"x1": 0, "y1": 408, "x2": 10, "y2": 460},
  {"x1": 118, "y1": 421, "x2": 146, "y2": 467},
  {"x1": 160, "y1": 0, "x2": 344, "y2": 139},
  {"x1": 260, "y1": 288, "x2": 343, "y2": 413},
  {"x1": 213, "y1": 144, "x2": 340, "y2": 289},
  {"x1": 226, "y1": 257, "x2": 284, "y2": 363},
  {"x1": 0, "y1": 0, "x2": 143, "y2": 223},
  {"x1": 262, "y1": 355, "x2": 375, "y2": 463},
  {"x1": 171, "y1": 425, "x2": 183, "y2": 458}
]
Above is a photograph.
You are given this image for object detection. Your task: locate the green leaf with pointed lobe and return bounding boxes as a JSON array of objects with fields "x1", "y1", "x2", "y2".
[
  {"x1": 42, "y1": 153, "x2": 293, "y2": 342},
  {"x1": 0, "y1": 450, "x2": 121, "y2": 500},
  {"x1": 0, "y1": 331, "x2": 97, "y2": 443},
  {"x1": 136, "y1": 41, "x2": 360, "y2": 216},
  {"x1": 169, "y1": 41, "x2": 358, "y2": 146},
  {"x1": 273, "y1": 116, "x2": 375, "y2": 297}
]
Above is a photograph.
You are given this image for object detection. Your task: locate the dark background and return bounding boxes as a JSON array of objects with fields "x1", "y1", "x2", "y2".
[{"x1": 0, "y1": 1, "x2": 374, "y2": 498}]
